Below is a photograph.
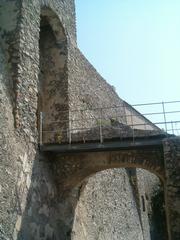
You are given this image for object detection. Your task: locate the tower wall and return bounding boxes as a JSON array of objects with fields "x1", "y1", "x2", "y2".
[{"x1": 0, "y1": 1, "x2": 163, "y2": 239}]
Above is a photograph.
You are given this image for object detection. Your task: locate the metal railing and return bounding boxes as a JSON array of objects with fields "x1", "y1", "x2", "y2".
[
  {"x1": 132, "y1": 100, "x2": 180, "y2": 134},
  {"x1": 39, "y1": 100, "x2": 180, "y2": 145}
]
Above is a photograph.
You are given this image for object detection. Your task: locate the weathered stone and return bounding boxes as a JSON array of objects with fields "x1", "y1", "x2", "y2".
[
  {"x1": 0, "y1": 0, "x2": 178, "y2": 240},
  {"x1": 163, "y1": 137, "x2": 180, "y2": 240}
]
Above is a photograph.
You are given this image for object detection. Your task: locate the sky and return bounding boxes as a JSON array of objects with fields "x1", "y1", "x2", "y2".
[{"x1": 75, "y1": 0, "x2": 180, "y2": 106}]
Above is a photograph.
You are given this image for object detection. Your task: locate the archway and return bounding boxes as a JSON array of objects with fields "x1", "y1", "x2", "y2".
[
  {"x1": 71, "y1": 168, "x2": 167, "y2": 240},
  {"x1": 50, "y1": 145, "x2": 168, "y2": 239},
  {"x1": 38, "y1": 8, "x2": 69, "y2": 143}
]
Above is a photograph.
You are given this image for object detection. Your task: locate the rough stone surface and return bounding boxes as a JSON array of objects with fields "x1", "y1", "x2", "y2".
[
  {"x1": 72, "y1": 169, "x2": 144, "y2": 240},
  {"x1": 163, "y1": 137, "x2": 180, "y2": 240},
  {"x1": 0, "y1": 0, "x2": 174, "y2": 240}
]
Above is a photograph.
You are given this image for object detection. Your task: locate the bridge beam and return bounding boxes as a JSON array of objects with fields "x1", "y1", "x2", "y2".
[{"x1": 163, "y1": 137, "x2": 180, "y2": 240}]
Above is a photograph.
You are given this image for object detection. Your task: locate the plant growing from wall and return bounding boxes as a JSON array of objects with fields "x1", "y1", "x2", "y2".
[{"x1": 54, "y1": 131, "x2": 63, "y2": 143}]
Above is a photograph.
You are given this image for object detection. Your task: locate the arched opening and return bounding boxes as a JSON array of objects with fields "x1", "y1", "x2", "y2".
[
  {"x1": 71, "y1": 168, "x2": 167, "y2": 240},
  {"x1": 38, "y1": 8, "x2": 68, "y2": 143}
]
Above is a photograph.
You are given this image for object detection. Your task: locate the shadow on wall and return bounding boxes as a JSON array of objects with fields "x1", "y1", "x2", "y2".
[
  {"x1": 127, "y1": 168, "x2": 168, "y2": 240},
  {"x1": 37, "y1": 7, "x2": 69, "y2": 144},
  {"x1": 150, "y1": 185, "x2": 167, "y2": 240},
  {"x1": 17, "y1": 151, "x2": 80, "y2": 240}
]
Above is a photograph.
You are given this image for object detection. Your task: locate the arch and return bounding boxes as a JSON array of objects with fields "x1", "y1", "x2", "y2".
[
  {"x1": 53, "y1": 147, "x2": 165, "y2": 190},
  {"x1": 38, "y1": 7, "x2": 69, "y2": 142},
  {"x1": 49, "y1": 140, "x2": 168, "y2": 239},
  {"x1": 40, "y1": 7, "x2": 67, "y2": 42},
  {"x1": 71, "y1": 167, "x2": 167, "y2": 240}
]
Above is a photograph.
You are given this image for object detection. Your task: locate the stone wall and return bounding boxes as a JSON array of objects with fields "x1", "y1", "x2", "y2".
[
  {"x1": 68, "y1": 47, "x2": 125, "y2": 112},
  {"x1": 0, "y1": 0, "x2": 166, "y2": 239},
  {"x1": 163, "y1": 137, "x2": 180, "y2": 240},
  {"x1": 0, "y1": 0, "x2": 76, "y2": 238}
]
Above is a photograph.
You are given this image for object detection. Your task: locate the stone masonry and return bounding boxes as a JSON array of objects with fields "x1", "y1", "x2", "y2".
[{"x1": 0, "y1": 0, "x2": 179, "y2": 240}]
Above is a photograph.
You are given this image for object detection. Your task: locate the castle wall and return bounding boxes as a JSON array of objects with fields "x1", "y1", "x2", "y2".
[
  {"x1": 0, "y1": 0, "x2": 75, "y2": 238},
  {"x1": 0, "y1": 0, "x2": 165, "y2": 239},
  {"x1": 163, "y1": 137, "x2": 180, "y2": 240},
  {"x1": 68, "y1": 47, "x2": 124, "y2": 110}
]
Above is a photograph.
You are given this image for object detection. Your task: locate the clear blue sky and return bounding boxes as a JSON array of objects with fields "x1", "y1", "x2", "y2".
[{"x1": 75, "y1": 0, "x2": 180, "y2": 105}]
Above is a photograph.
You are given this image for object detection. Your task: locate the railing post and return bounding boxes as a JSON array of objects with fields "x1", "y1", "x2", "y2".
[
  {"x1": 162, "y1": 101, "x2": 168, "y2": 133},
  {"x1": 130, "y1": 109, "x2": 135, "y2": 143},
  {"x1": 39, "y1": 112, "x2": 43, "y2": 146},
  {"x1": 115, "y1": 107, "x2": 118, "y2": 121},
  {"x1": 99, "y1": 108, "x2": 103, "y2": 143},
  {"x1": 69, "y1": 118, "x2": 72, "y2": 144},
  {"x1": 171, "y1": 121, "x2": 175, "y2": 135}
]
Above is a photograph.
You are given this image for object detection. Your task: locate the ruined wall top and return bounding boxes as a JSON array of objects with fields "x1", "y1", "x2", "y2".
[
  {"x1": 0, "y1": 0, "x2": 77, "y2": 132},
  {"x1": 0, "y1": 0, "x2": 77, "y2": 45},
  {"x1": 39, "y1": 0, "x2": 77, "y2": 45}
]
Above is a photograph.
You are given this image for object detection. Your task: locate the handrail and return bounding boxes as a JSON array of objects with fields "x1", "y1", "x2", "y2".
[{"x1": 39, "y1": 100, "x2": 180, "y2": 145}]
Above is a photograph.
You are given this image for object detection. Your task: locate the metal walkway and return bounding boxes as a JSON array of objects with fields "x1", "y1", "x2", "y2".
[
  {"x1": 40, "y1": 135, "x2": 166, "y2": 153},
  {"x1": 39, "y1": 100, "x2": 180, "y2": 151}
]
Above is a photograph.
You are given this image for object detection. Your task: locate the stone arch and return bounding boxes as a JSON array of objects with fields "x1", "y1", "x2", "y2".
[
  {"x1": 71, "y1": 167, "x2": 167, "y2": 240},
  {"x1": 53, "y1": 147, "x2": 165, "y2": 190},
  {"x1": 52, "y1": 148, "x2": 167, "y2": 239},
  {"x1": 38, "y1": 7, "x2": 69, "y2": 142}
]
